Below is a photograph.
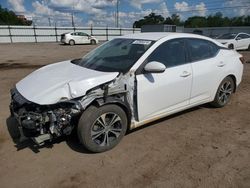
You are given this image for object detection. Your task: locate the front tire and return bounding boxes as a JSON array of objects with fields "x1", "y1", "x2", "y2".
[
  {"x1": 228, "y1": 43, "x2": 234, "y2": 49},
  {"x1": 78, "y1": 105, "x2": 127, "y2": 153},
  {"x1": 90, "y1": 40, "x2": 96, "y2": 45},
  {"x1": 211, "y1": 77, "x2": 235, "y2": 108}
]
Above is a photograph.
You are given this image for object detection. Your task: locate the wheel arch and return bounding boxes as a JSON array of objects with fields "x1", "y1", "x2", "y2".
[
  {"x1": 227, "y1": 74, "x2": 237, "y2": 92},
  {"x1": 85, "y1": 96, "x2": 132, "y2": 130}
]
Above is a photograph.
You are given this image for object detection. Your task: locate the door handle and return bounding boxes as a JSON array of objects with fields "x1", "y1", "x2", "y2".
[
  {"x1": 217, "y1": 62, "x2": 225, "y2": 67},
  {"x1": 180, "y1": 71, "x2": 191, "y2": 77}
]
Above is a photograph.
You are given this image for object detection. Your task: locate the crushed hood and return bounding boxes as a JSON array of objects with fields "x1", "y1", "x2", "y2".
[{"x1": 16, "y1": 60, "x2": 119, "y2": 105}]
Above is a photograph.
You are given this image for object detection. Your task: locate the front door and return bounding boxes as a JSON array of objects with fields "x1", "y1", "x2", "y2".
[{"x1": 136, "y1": 39, "x2": 192, "y2": 121}]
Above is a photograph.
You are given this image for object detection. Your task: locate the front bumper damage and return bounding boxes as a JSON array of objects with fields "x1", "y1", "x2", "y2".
[
  {"x1": 9, "y1": 73, "x2": 135, "y2": 146},
  {"x1": 10, "y1": 88, "x2": 82, "y2": 145}
]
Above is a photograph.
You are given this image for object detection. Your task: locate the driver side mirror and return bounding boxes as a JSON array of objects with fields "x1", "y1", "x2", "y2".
[
  {"x1": 236, "y1": 37, "x2": 242, "y2": 40},
  {"x1": 144, "y1": 61, "x2": 166, "y2": 73}
]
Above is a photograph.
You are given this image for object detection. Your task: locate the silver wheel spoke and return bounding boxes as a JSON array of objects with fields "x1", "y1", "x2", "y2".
[
  {"x1": 99, "y1": 114, "x2": 107, "y2": 127},
  {"x1": 109, "y1": 114, "x2": 121, "y2": 127},
  {"x1": 110, "y1": 128, "x2": 122, "y2": 138},
  {"x1": 91, "y1": 129, "x2": 105, "y2": 140},
  {"x1": 218, "y1": 80, "x2": 233, "y2": 104},
  {"x1": 100, "y1": 133, "x2": 109, "y2": 146},
  {"x1": 225, "y1": 82, "x2": 231, "y2": 90}
]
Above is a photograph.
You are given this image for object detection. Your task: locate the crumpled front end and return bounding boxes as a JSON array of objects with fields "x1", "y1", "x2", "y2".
[{"x1": 10, "y1": 88, "x2": 82, "y2": 145}]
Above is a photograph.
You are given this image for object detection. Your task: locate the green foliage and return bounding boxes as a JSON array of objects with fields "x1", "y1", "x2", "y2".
[
  {"x1": 133, "y1": 12, "x2": 250, "y2": 28},
  {"x1": 133, "y1": 13, "x2": 165, "y2": 28},
  {"x1": 0, "y1": 5, "x2": 32, "y2": 25}
]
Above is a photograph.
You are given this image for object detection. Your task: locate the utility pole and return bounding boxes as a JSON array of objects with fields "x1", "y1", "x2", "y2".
[
  {"x1": 71, "y1": 2, "x2": 75, "y2": 27},
  {"x1": 116, "y1": 0, "x2": 119, "y2": 27},
  {"x1": 71, "y1": 12, "x2": 75, "y2": 27},
  {"x1": 48, "y1": 17, "x2": 51, "y2": 26}
]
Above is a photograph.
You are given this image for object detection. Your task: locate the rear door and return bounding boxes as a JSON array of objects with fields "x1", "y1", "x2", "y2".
[
  {"x1": 136, "y1": 39, "x2": 193, "y2": 121},
  {"x1": 186, "y1": 38, "x2": 221, "y2": 104}
]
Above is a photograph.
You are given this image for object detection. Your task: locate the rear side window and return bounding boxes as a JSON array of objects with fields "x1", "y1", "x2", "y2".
[
  {"x1": 238, "y1": 34, "x2": 250, "y2": 39},
  {"x1": 187, "y1": 38, "x2": 219, "y2": 62},
  {"x1": 147, "y1": 39, "x2": 187, "y2": 68}
]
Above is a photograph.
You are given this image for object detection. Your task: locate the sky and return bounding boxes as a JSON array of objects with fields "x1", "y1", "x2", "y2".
[{"x1": 1, "y1": 0, "x2": 250, "y2": 27}]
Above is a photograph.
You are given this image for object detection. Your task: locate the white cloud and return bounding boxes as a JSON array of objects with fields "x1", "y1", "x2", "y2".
[
  {"x1": 50, "y1": 0, "x2": 114, "y2": 14},
  {"x1": 31, "y1": 1, "x2": 82, "y2": 26},
  {"x1": 8, "y1": 0, "x2": 26, "y2": 12},
  {"x1": 195, "y1": 2, "x2": 206, "y2": 17},
  {"x1": 175, "y1": 1, "x2": 189, "y2": 12},
  {"x1": 174, "y1": 1, "x2": 207, "y2": 17},
  {"x1": 130, "y1": 0, "x2": 162, "y2": 10},
  {"x1": 157, "y1": 2, "x2": 170, "y2": 18},
  {"x1": 224, "y1": 0, "x2": 250, "y2": 16}
]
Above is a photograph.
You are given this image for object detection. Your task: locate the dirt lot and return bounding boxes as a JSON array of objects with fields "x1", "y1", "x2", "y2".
[{"x1": 0, "y1": 43, "x2": 250, "y2": 188}]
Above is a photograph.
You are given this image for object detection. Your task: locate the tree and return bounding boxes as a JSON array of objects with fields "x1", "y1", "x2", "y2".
[
  {"x1": 133, "y1": 12, "x2": 250, "y2": 28},
  {"x1": 0, "y1": 5, "x2": 32, "y2": 25},
  {"x1": 184, "y1": 16, "x2": 207, "y2": 27},
  {"x1": 133, "y1": 13, "x2": 164, "y2": 28}
]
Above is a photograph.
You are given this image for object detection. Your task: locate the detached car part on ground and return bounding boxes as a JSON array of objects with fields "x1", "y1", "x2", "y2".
[{"x1": 10, "y1": 33, "x2": 244, "y2": 153}]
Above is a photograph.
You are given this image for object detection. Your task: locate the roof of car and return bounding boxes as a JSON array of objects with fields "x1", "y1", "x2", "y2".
[
  {"x1": 117, "y1": 32, "x2": 214, "y2": 41},
  {"x1": 116, "y1": 32, "x2": 225, "y2": 47}
]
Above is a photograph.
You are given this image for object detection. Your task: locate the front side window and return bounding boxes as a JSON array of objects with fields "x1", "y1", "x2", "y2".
[
  {"x1": 187, "y1": 38, "x2": 219, "y2": 62},
  {"x1": 71, "y1": 38, "x2": 154, "y2": 72},
  {"x1": 217, "y1": 33, "x2": 236, "y2": 39},
  {"x1": 146, "y1": 39, "x2": 187, "y2": 68}
]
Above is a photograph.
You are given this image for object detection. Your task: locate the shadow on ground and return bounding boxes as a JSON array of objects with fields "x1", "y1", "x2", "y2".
[{"x1": 5, "y1": 104, "x2": 211, "y2": 154}]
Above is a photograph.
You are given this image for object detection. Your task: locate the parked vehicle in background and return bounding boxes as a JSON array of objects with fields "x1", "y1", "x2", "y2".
[
  {"x1": 216, "y1": 33, "x2": 250, "y2": 50},
  {"x1": 61, "y1": 32, "x2": 99, "y2": 45},
  {"x1": 10, "y1": 33, "x2": 244, "y2": 153}
]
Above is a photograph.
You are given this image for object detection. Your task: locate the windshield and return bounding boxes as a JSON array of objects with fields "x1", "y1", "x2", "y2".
[
  {"x1": 217, "y1": 33, "x2": 236, "y2": 39},
  {"x1": 71, "y1": 38, "x2": 154, "y2": 72}
]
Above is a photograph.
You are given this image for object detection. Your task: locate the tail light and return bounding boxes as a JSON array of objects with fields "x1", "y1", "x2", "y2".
[{"x1": 239, "y1": 57, "x2": 245, "y2": 64}]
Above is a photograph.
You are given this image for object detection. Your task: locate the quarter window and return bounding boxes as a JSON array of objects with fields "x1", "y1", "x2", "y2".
[
  {"x1": 147, "y1": 39, "x2": 187, "y2": 68},
  {"x1": 187, "y1": 39, "x2": 219, "y2": 62}
]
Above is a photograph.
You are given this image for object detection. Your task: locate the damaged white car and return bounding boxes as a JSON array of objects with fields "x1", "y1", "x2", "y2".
[{"x1": 10, "y1": 33, "x2": 244, "y2": 152}]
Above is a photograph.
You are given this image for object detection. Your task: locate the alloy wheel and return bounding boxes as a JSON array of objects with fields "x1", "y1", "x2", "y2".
[
  {"x1": 91, "y1": 112, "x2": 122, "y2": 146},
  {"x1": 218, "y1": 80, "x2": 233, "y2": 105}
]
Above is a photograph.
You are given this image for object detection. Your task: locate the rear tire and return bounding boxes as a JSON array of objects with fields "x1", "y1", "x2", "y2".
[
  {"x1": 210, "y1": 77, "x2": 235, "y2": 108},
  {"x1": 69, "y1": 40, "x2": 75, "y2": 46},
  {"x1": 77, "y1": 105, "x2": 127, "y2": 153},
  {"x1": 248, "y1": 44, "x2": 250, "y2": 51}
]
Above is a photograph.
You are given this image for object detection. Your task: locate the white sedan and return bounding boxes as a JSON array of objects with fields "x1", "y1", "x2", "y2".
[
  {"x1": 61, "y1": 32, "x2": 99, "y2": 45},
  {"x1": 216, "y1": 32, "x2": 250, "y2": 50},
  {"x1": 10, "y1": 33, "x2": 244, "y2": 152}
]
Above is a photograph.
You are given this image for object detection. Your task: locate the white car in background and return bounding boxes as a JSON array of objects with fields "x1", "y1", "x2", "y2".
[
  {"x1": 216, "y1": 33, "x2": 250, "y2": 50},
  {"x1": 61, "y1": 32, "x2": 99, "y2": 45},
  {"x1": 10, "y1": 33, "x2": 244, "y2": 152}
]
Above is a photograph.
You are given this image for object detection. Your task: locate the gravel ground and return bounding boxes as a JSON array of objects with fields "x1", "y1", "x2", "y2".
[{"x1": 0, "y1": 43, "x2": 250, "y2": 188}]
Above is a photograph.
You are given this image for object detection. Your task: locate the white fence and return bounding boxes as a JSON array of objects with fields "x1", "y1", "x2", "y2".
[{"x1": 0, "y1": 26, "x2": 141, "y2": 43}]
